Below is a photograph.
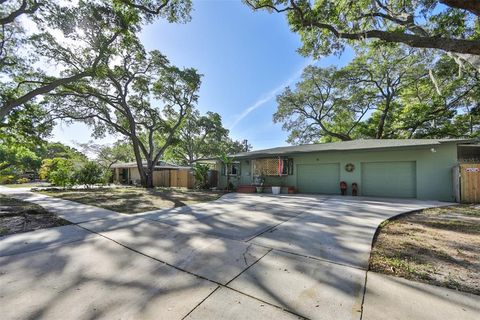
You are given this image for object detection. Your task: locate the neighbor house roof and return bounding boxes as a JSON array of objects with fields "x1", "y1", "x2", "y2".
[
  {"x1": 231, "y1": 139, "x2": 474, "y2": 159},
  {"x1": 110, "y1": 161, "x2": 191, "y2": 170}
]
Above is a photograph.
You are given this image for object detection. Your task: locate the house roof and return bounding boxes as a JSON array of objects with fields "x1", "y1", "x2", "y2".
[
  {"x1": 231, "y1": 139, "x2": 474, "y2": 159},
  {"x1": 110, "y1": 161, "x2": 191, "y2": 170}
]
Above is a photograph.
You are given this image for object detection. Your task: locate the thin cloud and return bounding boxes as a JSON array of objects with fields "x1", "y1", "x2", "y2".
[{"x1": 229, "y1": 59, "x2": 313, "y2": 129}]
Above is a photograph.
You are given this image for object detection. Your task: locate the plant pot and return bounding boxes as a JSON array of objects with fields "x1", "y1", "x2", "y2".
[
  {"x1": 256, "y1": 187, "x2": 264, "y2": 193},
  {"x1": 271, "y1": 186, "x2": 281, "y2": 195}
]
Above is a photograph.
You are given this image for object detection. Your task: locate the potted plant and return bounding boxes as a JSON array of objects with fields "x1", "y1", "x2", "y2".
[
  {"x1": 271, "y1": 185, "x2": 281, "y2": 195},
  {"x1": 254, "y1": 174, "x2": 265, "y2": 193}
]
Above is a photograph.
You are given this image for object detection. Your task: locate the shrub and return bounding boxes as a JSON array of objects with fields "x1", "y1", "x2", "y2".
[
  {"x1": 49, "y1": 167, "x2": 73, "y2": 189},
  {"x1": 48, "y1": 159, "x2": 74, "y2": 189},
  {"x1": 0, "y1": 175, "x2": 16, "y2": 184},
  {"x1": 193, "y1": 163, "x2": 210, "y2": 189},
  {"x1": 16, "y1": 178, "x2": 29, "y2": 184},
  {"x1": 75, "y1": 161, "x2": 103, "y2": 188},
  {"x1": 39, "y1": 158, "x2": 74, "y2": 181},
  {"x1": 100, "y1": 169, "x2": 113, "y2": 186}
]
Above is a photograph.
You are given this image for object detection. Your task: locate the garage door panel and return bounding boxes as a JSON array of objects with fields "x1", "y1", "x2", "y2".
[
  {"x1": 361, "y1": 161, "x2": 416, "y2": 198},
  {"x1": 297, "y1": 163, "x2": 340, "y2": 194}
]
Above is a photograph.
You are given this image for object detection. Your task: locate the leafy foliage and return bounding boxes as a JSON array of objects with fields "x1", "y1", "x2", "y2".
[
  {"x1": 246, "y1": 0, "x2": 480, "y2": 68},
  {"x1": 77, "y1": 140, "x2": 135, "y2": 168},
  {"x1": 74, "y1": 161, "x2": 104, "y2": 188},
  {"x1": 193, "y1": 163, "x2": 210, "y2": 189},
  {"x1": 46, "y1": 158, "x2": 74, "y2": 188},
  {"x1": 165, "y1": 110, "x2": 247, "y2": 165},
  {"x1": 275, "y1": 44, "x2": 480, "y2": 143},
  {"x1": 0, "y1": 103, "x2": 53, "y2": 178},
  {"x1": 0, "y1": 0, "x2": 193, "y2": 120},
  {"x1": 48, "y1": 44, "x2": 202, "y2": 188}
]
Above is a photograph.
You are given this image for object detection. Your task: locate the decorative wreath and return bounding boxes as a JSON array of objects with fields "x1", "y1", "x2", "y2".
[{"x1": 345, "y1": 163, "x2": 355, "y2": 172}]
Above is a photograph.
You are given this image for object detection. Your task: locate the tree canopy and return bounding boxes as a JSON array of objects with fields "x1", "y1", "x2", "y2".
[
  {"x1": 164, "y1": 110, "x2": 248, "y2": 165},
  {"x1": 0, "y1": 0, "x2": 193, "y2": 120},
  {"x1": 275, "y1": 44, "x2": 480, "y2": 143},
  {"x1": 48, "y1": 43, "x2": 202, "y2": 188},
  {"x1": 246, "y1": 0, "x2": 480, "y2": 68}
]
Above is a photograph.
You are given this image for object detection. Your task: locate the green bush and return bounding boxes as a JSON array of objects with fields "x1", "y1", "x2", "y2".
[
  {"x1": 39, "y1": 158, "x2": 74, "y2": 181},
  {"x1": 16, "y1": 178, "x2": 29, "y2": 184},
  {"x1": 75, "y1": 161, "x2": 103, "y2": 188},
  {"x1": 193, "y1": 163, "x2": 210, "y2": 189},
  {"x1": 100, "y1": 169, "x2": 113, "y2": 186},
  {"x1": 48, "y1": 159, "x2": 74, "y2": 189},
  {"x1": 0, "y1": 175, "x2": 16, "y2": 184}
]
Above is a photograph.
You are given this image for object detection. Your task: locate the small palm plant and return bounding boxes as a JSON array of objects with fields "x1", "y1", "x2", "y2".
[{"x1": 219, "y1": 152, "x2": 234, "y2": 192}]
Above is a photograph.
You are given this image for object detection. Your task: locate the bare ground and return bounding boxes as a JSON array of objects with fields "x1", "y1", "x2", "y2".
[
  {"x1": 0, "y1": 194, "x2": 70, "y2": 236},
  {"x1": 369, "y1": 205, "x2": 480, "y2": 295},
  {"x1": 38, "y1": 187, "x2": 223, "y2": 214}
]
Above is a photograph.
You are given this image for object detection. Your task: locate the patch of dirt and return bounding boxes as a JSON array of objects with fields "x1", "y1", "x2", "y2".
[
  {"x1": 38, "y1": 187, "x2": 224, "y2": 214},
  {"x1": 369, "y1": 205, "x2": 480, "y2": 295},
  {"x1": 0, "y1": 195, "x2": 70, "y2": 236}
]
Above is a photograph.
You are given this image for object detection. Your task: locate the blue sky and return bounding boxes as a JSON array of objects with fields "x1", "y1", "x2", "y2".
[{"x1": 51, "y1": 0, "x2": 353, "y2": 151}]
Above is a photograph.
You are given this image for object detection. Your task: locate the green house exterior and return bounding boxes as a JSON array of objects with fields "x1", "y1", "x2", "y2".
[{"x1": 218, "y1": 139, "x2": 479, "y2": 202}]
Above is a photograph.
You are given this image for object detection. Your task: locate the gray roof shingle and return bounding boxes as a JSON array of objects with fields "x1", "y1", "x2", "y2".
[{"x1": 231, "y1": 139, "x2": 473, "y2": 159}]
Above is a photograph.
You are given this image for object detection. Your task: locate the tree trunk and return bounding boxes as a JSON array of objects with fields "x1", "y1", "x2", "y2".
[
  {"x1": 376, "y1": 97, "x2": 391, "y2": 139},
  {"x1": 144, "y1": 162, "x2": 155, "y2": 189},
  {"x1": 130, "y1": 136, "x2": 147, "y2": 187},
  {"x1": 145, "y1": 167, "x2": 154, "y2": 188}
]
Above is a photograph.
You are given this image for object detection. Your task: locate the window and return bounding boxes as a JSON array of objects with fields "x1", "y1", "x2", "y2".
[
  {"x1": 223, "y1": 162, "x2": 240, "y2": 176},
  {"x1": 252, "y1": 158, "x2": 293, "y2": 176}
]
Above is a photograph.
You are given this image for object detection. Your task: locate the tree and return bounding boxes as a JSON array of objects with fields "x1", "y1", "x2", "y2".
[
  {"x1": 345, "y1": 45, "x2": 424, "y2": 139},
  {"x1": 393, "y1": 54, "x2": 480, "y2": 138},
  {"x1": 74, "y1": 161, "x2": 104, "y2": 188},
  {"x1": 275, "y1": 44, "x2": 480, "y2": 143},
  {"x1": 245, "y1": 0, "x2": 480, "y2": 68},
  {"x1": 275, "y1": 45, "x2": 423, "y2": 142},
  {"x1": 0, "y1": 103, "x2": 52, "y2": 174},
  {"x1": 274, "y1": 65, "x2": 371, "y2": 143},
  {"x1": 40, "y1": 142, "x2": 87, "y2": 162},
  {"x1": 0, "y1": 0, "x2": 193, "y2": 121},
  {"x1": 76, "y1": 140, "x2": 135, "y2": 169},
  {"x1": 165, "y1": 110, "x2": 246, "y2": 165},
  {"x1": 42, "y1": 158, "x2": 74, "y2": 188},
  {"x1": 48, "y1": 45, "x2": 202, "y2": 188}
]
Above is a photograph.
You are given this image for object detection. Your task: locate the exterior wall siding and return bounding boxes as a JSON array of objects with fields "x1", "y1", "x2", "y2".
[{"x1": 219, "y1": 142, "x2": 458, "y2": 201}]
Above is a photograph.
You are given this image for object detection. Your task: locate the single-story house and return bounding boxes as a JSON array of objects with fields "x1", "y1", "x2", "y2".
[
  {"x1": 111, "y1": 161, "x2": 195, "y2": 188},
  {"x1": 217, "y1": 139, "x2": 480, "y2": 202}
]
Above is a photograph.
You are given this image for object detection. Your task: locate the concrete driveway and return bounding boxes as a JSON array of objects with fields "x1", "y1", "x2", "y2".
[{"x1": 1, "y1": 191, "x2": 479, "y2": 319}]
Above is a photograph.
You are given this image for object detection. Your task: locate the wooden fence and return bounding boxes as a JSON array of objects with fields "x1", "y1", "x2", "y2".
[
  {"x1": 169, "y1": 169, "x2": 194, "y2": 189},
  {"x1": 152, "y1": 169, "x2": 194, "y2": 189},
  {"x1": 456, "y1": 164, "x2": 480, "y2": 203}
]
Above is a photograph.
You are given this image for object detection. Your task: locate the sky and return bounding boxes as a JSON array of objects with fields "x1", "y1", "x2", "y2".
[{"x1": 51, "y1": 0, "x2": 353, "y2": 151}]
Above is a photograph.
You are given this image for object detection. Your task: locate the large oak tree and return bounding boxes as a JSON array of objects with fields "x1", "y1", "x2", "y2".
[
  {"x1": 246, "y1": 0, "x2": 480, "y2": 68},
  {"x1": 0, "y1": 0, "x2": 192, "y2": 121},
  {"x1": 275, "y1": 44, "x2": 480, "y2": 143},
  {"x1": 48, "y1": 44, "x2": 201, "y2": 188}
]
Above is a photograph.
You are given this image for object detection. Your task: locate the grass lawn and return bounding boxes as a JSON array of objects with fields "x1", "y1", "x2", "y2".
[
  {"x1": 38, "y1": 187, "x2": 224, "y2": 214},
  {"x1": 369, "y1": 205, "x2": 480, "y2": 295},
  {"x1": 0, "y1": 194, "x2": 70, "y2": 236}
]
